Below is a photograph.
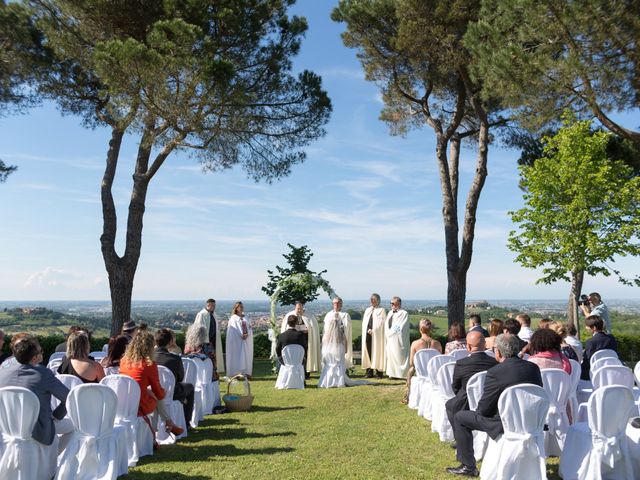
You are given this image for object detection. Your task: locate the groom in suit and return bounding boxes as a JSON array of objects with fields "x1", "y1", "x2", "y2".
[
  {"x1": 276, "y1": 315, "x2": 307, "y2": 366},
  {"x1": 446, "y1": 334, "x2": 543, "y2": 477},
  {"x1": 580, "y1": 314, "x2": 618, "y2": 380}
]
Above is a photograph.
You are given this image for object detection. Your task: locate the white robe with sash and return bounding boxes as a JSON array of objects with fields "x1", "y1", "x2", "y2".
[
  {"x1": 193, "y1": 308, "x2": 225, "y2": 373},
  {"x1": 323, "y1": 311, "x2": 353, "y2": 369},
  {"x1": 280, "y1": 310, "x2": 321, "y2": 372},
  {"x1": 385, "y1": 309, "x2": 410, "y2": 378},
  {"x1": 225, "y1": 314, "x2": 253, "y2": 377},
  {"x1": 361, "y1": 306, "x2": 386, "y2": 371}
]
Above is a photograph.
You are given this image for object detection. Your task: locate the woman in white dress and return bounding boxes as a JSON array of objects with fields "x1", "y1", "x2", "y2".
[
  {"x1": 225, "y1": 302, "x2": 254, "y2": 378},
  {"x1": 318, "y1": 311, "x2": 348, "y2": 388}
]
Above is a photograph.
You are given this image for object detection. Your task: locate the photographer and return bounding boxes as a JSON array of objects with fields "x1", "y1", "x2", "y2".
[{"x1": 579, "y1": 292, "x2": 610, "y2": 333}]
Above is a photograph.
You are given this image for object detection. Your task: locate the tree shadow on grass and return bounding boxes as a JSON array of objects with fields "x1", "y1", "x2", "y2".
[
  {"x1": 140, "y1": 444, "x2": 295, "y2": 463},
  {"x1": 126, "y1": 472, "x2": 210, "y2": 480},
  {"x1": 195, "y1": 417, "x2": 240, "y2": 428},
  {"x1": 248, "y1": 405, "x2": 304, "y2": 412},
  {"x1": 179, "y1": 427, "x2": 296, "y2": 443}
]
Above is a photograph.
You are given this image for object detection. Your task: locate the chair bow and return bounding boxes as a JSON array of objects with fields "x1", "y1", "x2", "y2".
[
  {"x1": 503, "y1": 429, "x2": 545, "y2": 457},
  {"x1": 592, "y1": 431, "x2": 623, "y2": 468}
]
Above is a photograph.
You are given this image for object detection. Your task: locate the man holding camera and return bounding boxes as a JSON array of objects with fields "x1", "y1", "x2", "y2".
[{"x1": 579, "y1": 292, "x2": 610, "y2": 333}]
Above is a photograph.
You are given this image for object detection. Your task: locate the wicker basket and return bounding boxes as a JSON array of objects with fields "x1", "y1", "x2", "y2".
[{"x1": 222, "y1": 374, "x2": 254, "y2": 412}]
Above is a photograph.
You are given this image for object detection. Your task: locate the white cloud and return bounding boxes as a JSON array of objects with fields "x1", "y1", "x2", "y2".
[{"x1": 25, "y1": 267, "x2": 107, "y2": 291}]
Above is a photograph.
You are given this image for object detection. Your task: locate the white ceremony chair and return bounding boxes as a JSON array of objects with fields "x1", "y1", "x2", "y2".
[
  {"x1": 104, "y1": 366, "x2": 119, "y2": 376},
  {"x1": 577, "y1": 365, "x2": 635, "y2": 423},
  {"x1": 192, "y1": 357, "x2": 215, "y2": 418},
  {"x1": 559, "y1": 385, "x2": 635, "y2": 480},
  {"x1": 100, "y1": 374, "x2": 153, "y2": 466},
  {"x1": 484, "y1": 349, "x2": 496, "y2": 358},
  {"x1": 182, "y1": 357, "x2": 201, "y2": 428},
  {"x1": 408, "y1": 348, "x2": 439, "y2": 410},
  {"x1": 466, "y1": 371, "x2": 488, "y2": 461},
  {"x1": 540, "y1": 368, "x2": 572, "y2": 457},
  {"x1": 480, "y1": 384, "x2": 549, "y2": 480},
  {"x1": 634, "y1": 361, "x2": 640, "y2": 387},
  {"x1": 102, "y1": 344, "x2": 109, "y2": 353},
  {"x1": 0, "y1": 386, "x2": 58, "y2": 480},
  {"x1": 590, "y1": 349, "x2": 618, "y2": 365},
  {"x1": 568, "y1": 359, "x2": 582, "y2": 424},
  {"x1": 49, "y1": 352, "x2": 65, "y2": 363},
  {"x1": 155, "y1": 366, "x2": 188, "y2": 445},
  {"x1": 591, "y1": 356, "x2": 622, "y2": 374},
  {"x1": 55, "y1": 384, "x2": 128, "y2": 480},
  {"x1": 420, "y1": 354, "x2": 453, "y2": 421},
  {"x1": 275, "y1": 344, "x2": 305, "y2": 390},
  {"x1": 90, "y1": 351, "x2": 107, "y2": 362},
  {"x1": 432, "y1": 361, "x2": 456, "y2": 442},
  {"x1": 450, "y1": 349, "x2": 470, "y2": 360}
]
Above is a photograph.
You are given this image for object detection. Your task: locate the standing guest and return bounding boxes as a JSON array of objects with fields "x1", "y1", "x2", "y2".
[
  {"x1": 516, "y1": 314, "x2": 533, "y2": 342},
  {"x1": 537, "y1": 318, "x2": 553, "y2": 330},
  {"x1": 549, "y1": 322, "x2": 579, "y2": 362},
  {"x1": 193, "y1": 298, "x2": 225, "y2": 375},
  {"x1": 153, "y1": 328, "x2": 194, "y2": 428},
  {"x1": 527, "y1": 329, "x2": 572, "y2": 374},
  {"x1": 0, "y1": 336, "x2": 72, "y2": 447},
  {"x1": 502, "y1": 318, "x2": 528, "y2": 353},
  {"x1": 361, "y1": 293, "x2": 386, "y2": 378},
  {"x1": 101, "y1": 335, "x2": 129, "y2": 374},
  {"x1": 280, "y1": 301, "x2": 321, "y2": 377},
  {"x1": 485, "y1": 319, "x2": 504, "y2": 350},
  {"x1": 58, "y1": 330, "x2": 105, "y2": 383},
  {"x1": 445, "y1": 322, "x2": 467, "y2": 354},
  {"x1": 581, "y1": 315, "x2": 617, "y2": 380},
  {"x1": 323, "y1": 297, "x2": 353, "y2": 369},
  {"x1": 122, "y1": 320, "x2": 138, "y2": 342},
  {"x1": 0, "y1": 329, "x2": 9, "y2": 365},
  {"x1": 402, "y1": 319, "x2": 442, "y2": 404},
  {"x1": 468, "y1": 314, "x2": 489, "y2": 338},
  {"x1": 445, "y1": 332, "x2": 498, "y2": 440},
  {"x1": 564, "y1": 324, "x2": 584, "y2": 363},
  {"x1": 120, "y1": 324, "x2": 184, "y2": 436},
  {"x1": 385, "y1": 296, "x2": 410, "y2": 379},
  {"x1": 580, "y1": 292, "x2": 610, "y2": 333},
  {"x1": 447, "y1": 334, "x2": 543, "y2": 477},
  {"x1": 276, "y1": 315, "x2": 308, "y2": 367},
  {"x1": 226, "y1": 302, "x2": 254, "y2": 378}
]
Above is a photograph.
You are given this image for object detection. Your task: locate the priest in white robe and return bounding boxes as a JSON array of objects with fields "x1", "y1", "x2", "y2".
[
  {"x1": 193, "y1": 298, "x2": 225, "y2": 374},
  {"x1": 323, "y1": 297, "x2": 353, "y2": 369},
  {"x1": 385, "y1": 296, "x2": 410, "y2": 379},
  {"x1": 362, "y1": 293, "x2": 386, "y2": 378},
  {"x1": 280, "y1": 301, "x2": 321, "y2": 375},
  {"x1": 226, "y1": 302, "x2": 254, "y2": 377}
]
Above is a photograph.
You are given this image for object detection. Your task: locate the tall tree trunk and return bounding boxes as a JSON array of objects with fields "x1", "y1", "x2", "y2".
[{"x1": 567, "y1": 269, "x2": 584, "y2": 339}]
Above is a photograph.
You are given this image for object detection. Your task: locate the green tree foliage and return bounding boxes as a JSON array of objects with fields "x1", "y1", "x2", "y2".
[
  {"x1": 23, "y1": 0, "x2": 331, "y2": 334},
  {"x1": 0, "y1": 160, "x2": 17, "y2": 183},
  {"x1": 466, "y1": 0, "x2": 640, "y2": 146},
  {"x1": 508, "y1": 115, "x2": 640, "y2": 328},
  {"x1": 262, "y1": 243, "x2": 329, "y2": 306}
]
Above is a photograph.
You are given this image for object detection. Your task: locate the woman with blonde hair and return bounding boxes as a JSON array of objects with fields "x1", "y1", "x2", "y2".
[
  {"x1": 57, "y1": 330, "x2": 105, "y2": 382},
  {"x1": 549, "y1": 322, "x2": 579, "y2": 361},
  {"x1": 120, "y1": 324, "x2": 184, "y2": 437},
  {"x1": 402, "y1": 318, "x2": 442, "y2": 404},
  {"x1": 226, "y1": 302, "x2": 254, "y2": 378},
  {"x1": 485, "y1": 318, "x2": 504, "y2": 350}
]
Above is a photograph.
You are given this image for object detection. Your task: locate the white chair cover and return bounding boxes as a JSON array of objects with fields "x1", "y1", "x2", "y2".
[
  {"x1": 484, "y1": 350, "x2": 496, "y2": 358},
  {"x1": 47, "y1": 358, "x2": 63, "y2": 373},
  {"x1": 408, "y1": 349, "x2": 439, "y2": 410},
  {"x1": 100, "y1": 375, "x2": 153, "y2": 466},
  {"x1": 104, "y1": 366, "x2": 119, "y2": 376},
  {"x1": 590, "y1": 349, "x2": 618, "y2": 365},
  {"x1": 480, "y1": 384, "x2": 549, "y2": 480},
  {"x1": 540, "y1": 368, "x2": 572, "y2": 456},
  {"x1": 568, "y1": 359, "x2": 581, "y2": 424},
  {"x1": 450, "y1": 349, "x2": 470, "y2": 360},
  {"x1": 634, "y1": 361, "x2": 640, "y2": 387},
  {"x1": 559, "y1": 385, "x2": 635, "y2": 480},
  {"x1": 466, "y1": 371, "x2": 488, "y2": 461},
  {"x1": 102, "y1": 344, "x2": 109, "y2": 353},
  {"x1": 432, "y1": 362, "x2": 456, "y2": 442},
  {"x1": 592, "y1": 365, "x2": 634, "y2": 391},
  {"x1": 0, "y1": 386, "x2": 58, "y2": 480},
  {"x1": 49, "y1": 352, "x2": 65, "y2": 362},
  {"x1": 192, "y1": 357, "x2": 215, "y2": 418},
  {"x1": 52, "y1": 374, "x2": 83, "y2": 424},
  {"x1": 275, "y1": 344, "x2": 305, "y2": 390},
  {"x1": 423, "y1": 354, "x2": 454, "y2": 421},
  {"x1": 591, "y1": 357, "x2": 622, "y2": 374},
  {"x1": 56, "y1": 384, "x2": 128, "y2": 480},
  {"x1": 155, "y1": 366, "x2": 188, "y2": 445},
  {"x1": 90, "y1": 352, "x2": 107, "y2": 362},
  {"x1": 182, "y1": 358, "x2": 201, "y2": 428}
]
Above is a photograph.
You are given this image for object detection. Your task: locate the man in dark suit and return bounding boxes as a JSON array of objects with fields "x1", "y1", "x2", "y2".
[
  {"x1": 446, "y1": 334, "x2": 543, "y2": 477},
  {"x1": 276, "y1": 315, "x2": 307, "y2": 366},
  {"x1": 503, "y1": 318, "x2": 528, "y2": 353},
  {"x1": 153, "y1": 328, "x2": 195, "y2": 426},
  {"x1": 580, "y1": 315, "x2": 618, "y2": 380},
  {"x1": 0, "y1": 335, "x2": 70, "y2": 445},
  {"x1": 468, "y1": 314, "x2": 489, "y2": 338},
  {"x1": 445, "y1": 331, "x2": 498, "y2": 440}
]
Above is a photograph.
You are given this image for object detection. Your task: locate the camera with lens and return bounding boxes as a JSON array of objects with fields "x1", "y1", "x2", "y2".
[{"x1": 578, "y1": 294, "x2": 590, "y2": 306}]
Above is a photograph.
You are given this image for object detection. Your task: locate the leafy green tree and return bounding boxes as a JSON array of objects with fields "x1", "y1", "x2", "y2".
[
  {"x1": 508, "y1": 115, "x2": 640, "y2": 331},
  {"x1": 25, "y1": 0, "x2": 331, "y2": 334},
  {"x1": 333, "y1": 0, "x2": 507, "y2": 326},
  {"x1": 466, "y1": 0, "x2": 640, "y2": 146},
  {"x1": 262, "y1": 243, "x2": 329, "y2": 306}
]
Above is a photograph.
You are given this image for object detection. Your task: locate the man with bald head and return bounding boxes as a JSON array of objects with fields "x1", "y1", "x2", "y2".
[{"x1": 445, "y1": 331, "x2": 498, "y2": 444}]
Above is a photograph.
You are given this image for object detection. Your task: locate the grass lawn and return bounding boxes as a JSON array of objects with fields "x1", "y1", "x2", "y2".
[{"x1": 126, "y1": 360, "x2": 560, "y2": 479}]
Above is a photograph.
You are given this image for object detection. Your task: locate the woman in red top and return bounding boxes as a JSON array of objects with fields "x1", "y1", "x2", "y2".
[{"x1": 120, "y1": 324, "x2": 183, "y2": 436}]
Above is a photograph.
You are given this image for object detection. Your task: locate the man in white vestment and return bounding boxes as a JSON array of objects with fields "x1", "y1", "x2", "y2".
[
  {"x1": 193, "y1": 298, "x2": 225, "y2": 375},
  {"x1": 323, "y1": 297, "x2": 353, "y2": 369},
  {"x1": 362, "y1": 293, "x2": 386, "y2": 378},
  {"x1": 385, "y1": 296, "x2": 410, "y2": 379},
  {"x1": 280, "y1": 301, "x2": 321, "y2": 377}
]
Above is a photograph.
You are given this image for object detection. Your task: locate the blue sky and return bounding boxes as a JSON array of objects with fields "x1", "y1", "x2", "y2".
[{"x1": 1, "y1": 1, "x2": 639, "y2": 302}]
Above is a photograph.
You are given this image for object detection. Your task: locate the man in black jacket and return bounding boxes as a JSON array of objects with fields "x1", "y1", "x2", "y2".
[
  {"x1": 445, "y1": 331, "x2": 498, "y2": 437},
  {"x1": 446, "y1": 334, "x2": 543, "y2": 477},
  {"x1": 276, "y1": 315, "x2": 307, "y2": 366},
  {"x1": 581, "y1": 315, "x2": 618, "y2": 380},
  {"x1": 153, "y1": 329, "x2": 194, "y2": 426}
]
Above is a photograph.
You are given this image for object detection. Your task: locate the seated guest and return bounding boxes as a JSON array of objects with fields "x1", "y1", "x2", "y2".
[
  {"x1": 167, "y1": 333, "x2": 182, "y2": 355},
  {"x1": 0, "y1": 335, "x2": 72, "y2": 445},
  {"x1": 55, "y1": 325, "x2": 92, "y2": 353},
  {"x1": 581, "y1": 315, "x2": 617, "y2": 381},
  {"x1": 548, "y1": 322, "x2": 579, "y2": 361},
  {"x1": 447, "y1": 334, "x2": 543, "y2": 477},
  {"x1": 537, "y1": 318, "x2": 553, "y2": 330},
  {"x1": 445, "y1": 331, "x2": 498, "y2": 441},
  {"x1": 153, "y1": 328, "x2": 194, "y2": 427},
  {"x1": 445, "y1": 322, "x2": 467, "y2": 355},
  {"x1": 276, "y1": 315, "x2": 307, "y2": 366},
  {"x1": 502, "y1": 318, "x2": 527, "y2": 353},
  {"x1": 0, "y1": 329, "x2": 9, "y2": 365},
  {"x1": 402, "y1": 319, "x2": 443, "y2": 404},
  {"x1": 527, "y1": 329, "x2": 572, "y2": 374},
  {"x1": 564, "y1": 324, "x2": 584, "y2": 363},
  {"x1": 120, "y1": 324, "x2": 184, "y2": 436},
  {"x1": 516, "y1": 314, "x2": 533, "y2": 342},
  {"x1": 485, "y1": 318, "x2": 503, "y2": 350},
  {"x1": 122, "y1": 319, "x2": 138, "y2": 343},
  {"x1": 468, "y1": 314, "x2": 489, "y2": 338},
  {"x1": 0, "y1": 332, "x2": 33, "y2": 371},
  {"x1": 58, "y1": 330, "x2": 105, "y2": 383},
  {"x1": 101, "y1": 334, "x2": 129, "y2": 374},
  {"x1": 184, "y1": 324, "x2": 208, "y2": 358}
]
